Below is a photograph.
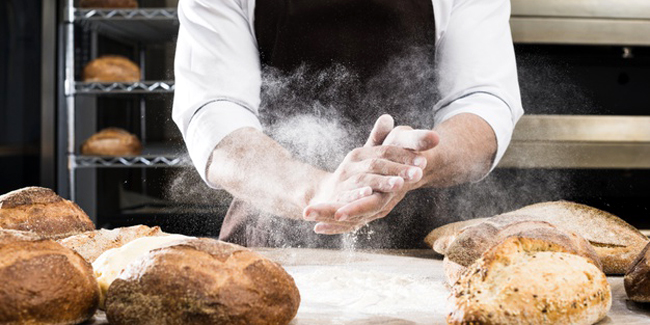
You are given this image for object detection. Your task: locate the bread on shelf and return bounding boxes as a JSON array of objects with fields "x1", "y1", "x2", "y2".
[
  {"x1": 79, "y1": 0, "x2": 138, "y2": 9},
  {"x1": 81, "y1": 128, "x2": 143, "y2": 156},
  {"x1": 83, "y1": 55, "x2": 140, "y2": 82}
]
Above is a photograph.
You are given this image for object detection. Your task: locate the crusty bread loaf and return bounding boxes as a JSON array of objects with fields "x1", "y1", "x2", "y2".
[
  {"x1": 83, "y1": 55, "x2": 140, "y2": 82},
  {"x1": 0, "y1": 187, "x2": 95, "y2": 239},
  {"x1": 81, "y1": 128, "x2": 142, "y2": 156},
  {"x1": 424, "y1": 218, "x2": 486, "y2": 255},
  {"x1": 501, "y1": 201, "x2": 648, "y2": 274},
  {"x1": 624, "y1": 242, "x2": 650, "y2": 302},
  {"x1": 58, "y1": 225, "x2": 165, "y2": 263},
  {"x1": 445, "y1": 220, "x2": 601, "y2": 281},
  {"x1": 79, "y1": 0, "x2": 138, "y2": 8},
  {"x1": 0, "y1": 238, "x2": 100, "y2": 324},
  {"x1": 448, "y1": 237, "x2": 611, "y2": 325},
  {"x1": 104, "y1": 237, "x2": 300, "y2": 325},
  {"x1": 442, "y1": 256, "x2": 465, "y2": 288}
]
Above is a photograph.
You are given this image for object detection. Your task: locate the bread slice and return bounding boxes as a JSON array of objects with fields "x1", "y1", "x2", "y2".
[
  {"x1": 499, "y1": 201, "x2": 648, "y2": 274},
  {"x1": 445, "y1": 220, "x2": 601, "y2": 272},
  {"x1": 0, "y1": 187, "x2": 95, "y2": 239},
  {"x1": 448, "y1": 236, "x2": 611, "y2": 325},
  {"x1": 624, "y1": 242, "x2": 650, "y2": 302},
  {"x1": 57, "y1": 225, "x2": 166, "y2": 263},
  {"x1": 424, "y1": 218, "x2": 486, "y2": 255}
]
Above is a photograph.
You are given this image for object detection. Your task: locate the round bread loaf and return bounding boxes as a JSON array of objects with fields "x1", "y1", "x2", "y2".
[
  {"x1": 81, "y1": 128, "x2": 142, "y2": 156},
  {"x1": 448, "y1": 236, "x2": 611, "y2": 325},
  {"x1": 104, "y1": 238, "x2": 300, "y2": 325},
  {"x1": 0, "y1": 187, "x2": 95, "y2": 239},
  {"x1": 79, "y1": 0, "x2": 138, "y2": 8},
  {"x1": 0, "y1": 238, "x2": 100, "y2": 324},
  {"x1": 58, "y1": 225, "x2": 165, "y2": 263},
  {"x1": 83, "y1": 55, "x2": 140, "y2": 82},
  {"x1": 624, "y1": 242, "x2": 650, "y2": 302}
]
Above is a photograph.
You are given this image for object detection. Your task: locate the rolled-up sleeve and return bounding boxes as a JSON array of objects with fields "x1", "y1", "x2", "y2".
[
  {"x1": 173, "y1": 0, "x2": 262, "y2": 187},
  {"x1": 433, "y1": 0, "x2": 524, "y2": 175}
]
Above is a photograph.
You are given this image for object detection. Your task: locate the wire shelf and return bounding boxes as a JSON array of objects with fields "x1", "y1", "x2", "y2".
[
  {"x1": 73, "y1": 155, "x2": 190, "y2": 168},
  {"x1": 74, "y1": 81, "x2": 175, "y2": 95},
  {"x1": 75, "y1": 8, "x2": 179, "y2": 43}
]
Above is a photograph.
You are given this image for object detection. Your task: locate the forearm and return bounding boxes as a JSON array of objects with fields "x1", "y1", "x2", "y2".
[
  {"x1": 207, "y1": 127, "x2": 327, "y2": 219},
  {"x1": 419, "y1": 113, "x2": 497, "y2": 188}
]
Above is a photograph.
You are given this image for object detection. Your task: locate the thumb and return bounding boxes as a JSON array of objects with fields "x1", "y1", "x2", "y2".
[{"x1": 364, "y1": 114, "x2": 395, "y2": 147}]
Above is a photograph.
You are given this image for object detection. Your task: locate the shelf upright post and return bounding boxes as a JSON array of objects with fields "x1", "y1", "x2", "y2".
[
  {"x1": 139, "y1": 46, "x2": 148, "y2": 196},
  {"x1": 64, "y1": 0, "x2": 77, "y2": 201}
]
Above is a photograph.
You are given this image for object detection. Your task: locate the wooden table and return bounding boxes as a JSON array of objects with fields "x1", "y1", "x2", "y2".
[{"x1": 87, "y1": 248, "x2": 650, "y2": 324}]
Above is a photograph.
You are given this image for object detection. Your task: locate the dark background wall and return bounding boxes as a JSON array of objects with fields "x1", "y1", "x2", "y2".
[{"x1": 0, "y1": 0, "x2": 42, "y2": 194}]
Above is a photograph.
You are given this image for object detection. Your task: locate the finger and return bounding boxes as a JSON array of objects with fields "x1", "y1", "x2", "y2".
[
  {"x1": 364, "y1": 114, "x2": 395, "y2": 147},
  {"x1": 313, "y1": 222, "x2": 357, "y2": 235},
  {"x1": 354, "y1": 159, "x2": 423, "y2": 182},
  {"x1": 334, "y1": 193, "x2": 390, "y2": 222},
  {"x1": 344, "y1": 173, "x2": 404, "y2": 193},
  {"x1": 383, "y1": 129, "x2": 440, "y2": 151},
  {"x1": 337, "y1": 186, "x2": 373, "y2": 203},
  {"x1": 303, "y1": 203, "x2": 341, "y2": 221},
  {"x1": 349, "y1": 145, "x2": 426, "y2": 168}
]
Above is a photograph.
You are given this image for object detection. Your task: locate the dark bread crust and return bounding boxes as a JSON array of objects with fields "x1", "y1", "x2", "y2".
[
  {"x1": 79, "y1": 0, "x2": 138, "y2": 8},
  {"x1": 624, "y1": 242, "x2": 650, "y2": 302},
  {"x1": 81, "y1": 128, "x2": 142, "y2": 157},
  {"x1": 106, "y1": 238, "x2": 300, "y2": 325},
  {"x1": 0, "y1": 239, "x2": 100, "y2": 324},
  {"x1": 0, "y1": 187, "x2": 95, "y2": 239}
]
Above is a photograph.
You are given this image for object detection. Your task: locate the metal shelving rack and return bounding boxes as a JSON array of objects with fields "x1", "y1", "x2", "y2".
[{"x1": 62, "y1": 0, "x2": 183, "y2": 203}]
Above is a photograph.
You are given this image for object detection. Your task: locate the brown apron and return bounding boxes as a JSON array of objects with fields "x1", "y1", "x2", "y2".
[{"x1": 219, "y1": 0, "x2": 441, "y2": 249}]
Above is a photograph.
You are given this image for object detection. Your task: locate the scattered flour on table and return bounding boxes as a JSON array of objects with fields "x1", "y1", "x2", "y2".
[{"x1": 288, "y1": 267, "x2": 449, "y2": 317}]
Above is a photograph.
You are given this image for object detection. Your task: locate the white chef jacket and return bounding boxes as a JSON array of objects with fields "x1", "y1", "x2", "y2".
[{"x1": 172, "y1": 0, "x2": 524, "y2": 187}]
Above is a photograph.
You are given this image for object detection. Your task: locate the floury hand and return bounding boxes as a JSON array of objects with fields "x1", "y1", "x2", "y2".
[{"x1": 304, "y1": 115, "x2": 439, "y2": 235}]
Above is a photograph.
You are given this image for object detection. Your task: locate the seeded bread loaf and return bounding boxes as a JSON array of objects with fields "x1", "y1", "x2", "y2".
[
  {"x1": 448, "y1": 237, "x2": 611, "y2": 325},
  {"x1": 0, "y1": 187, "x2": 95, "y2": 239},
  {"x1": 444, "y1": 220, "x2": 601, "y2": 285}
]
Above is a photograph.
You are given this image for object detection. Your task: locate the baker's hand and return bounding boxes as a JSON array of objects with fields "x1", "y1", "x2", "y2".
[
  {"x1": 304, "y1": 115, "x2": 439, "y2": 234},
  {"x1": 304, "y1": 115, "x2": 424, "y2": 224}
]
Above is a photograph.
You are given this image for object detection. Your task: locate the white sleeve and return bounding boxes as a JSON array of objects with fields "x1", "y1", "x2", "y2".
[
  {"x1": 433, "y1": 0, "x2": 524, "y2": 176},
  {"x1": 173, "y1": 0, "x2": 262, "y2": 187}
]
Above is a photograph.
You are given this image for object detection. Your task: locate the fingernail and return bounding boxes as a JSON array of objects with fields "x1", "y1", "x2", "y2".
[
  {"x1": 360, "y1": 187, "x2": 371, "y2": 197},
  {"x1": 413, "y1": 156, "x2": 427, "y2": 168},
  {"x1": 419, "y1": 139, "x2": 430, "y2": 148},
  {"x1": 338, "y1": 214, "x2": 349, "y2": 221},
  {"x1": 305, "y1": 211, "x2": 318, "y2": 221},
  {"x1": 387, "y1": 177, "x2": 401, "y2": 189},
  {"x1": 407, "y1": 168, "x2": 419, "y2": 180}
]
